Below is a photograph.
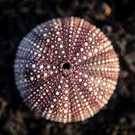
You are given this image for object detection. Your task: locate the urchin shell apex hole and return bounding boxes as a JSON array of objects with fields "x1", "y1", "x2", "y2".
[{"x1": 62, "y1": 62, "x2": 71, "y2": 70}]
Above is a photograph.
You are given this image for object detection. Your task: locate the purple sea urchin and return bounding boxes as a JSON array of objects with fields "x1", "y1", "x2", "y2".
[{"x1": 14, "y1": 17, "x2": 119, "y2": 123}]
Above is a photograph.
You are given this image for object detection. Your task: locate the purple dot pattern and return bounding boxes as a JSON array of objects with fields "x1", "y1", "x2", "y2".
[{"x1": 14, "y1": 17, "x2": 120, "y2": 123}]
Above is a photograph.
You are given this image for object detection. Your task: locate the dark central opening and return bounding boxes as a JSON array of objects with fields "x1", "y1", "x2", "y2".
[{"x1": 62, "y1": 62, "x2": 71, "y2": 70}]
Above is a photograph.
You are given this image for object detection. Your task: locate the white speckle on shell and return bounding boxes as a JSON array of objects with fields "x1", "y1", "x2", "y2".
[{"x1": 14, "y1": 17, "x2": 120, "y2": 123}]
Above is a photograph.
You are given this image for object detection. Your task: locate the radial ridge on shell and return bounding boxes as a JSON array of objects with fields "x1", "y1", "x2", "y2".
[{"x1": 14, "y1": 17, "x2": 120, "y2": 123}]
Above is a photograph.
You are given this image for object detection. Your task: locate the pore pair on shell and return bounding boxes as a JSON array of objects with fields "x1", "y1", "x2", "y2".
[{"x1": 14, "y1": 17, "x2": 120, "y2": 123}]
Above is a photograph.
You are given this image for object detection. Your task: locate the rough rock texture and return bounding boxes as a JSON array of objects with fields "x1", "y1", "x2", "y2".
[{"x1": 0, "y1": 0, "x2": 135, "y2": 135}]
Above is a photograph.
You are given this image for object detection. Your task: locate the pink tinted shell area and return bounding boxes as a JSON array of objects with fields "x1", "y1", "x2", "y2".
[{"x1": 14, "y1": 17, "x2": 120, "y2": 123}]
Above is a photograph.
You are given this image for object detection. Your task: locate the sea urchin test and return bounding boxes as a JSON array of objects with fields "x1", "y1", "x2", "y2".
[{"x1": 14, "y1": 17, "x2": 119, "y2": 123}]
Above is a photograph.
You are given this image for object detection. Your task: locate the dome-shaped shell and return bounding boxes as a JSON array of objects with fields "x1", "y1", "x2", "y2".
[{"x1": 14, "y1": 17, "x2": 119, "y2": 123}]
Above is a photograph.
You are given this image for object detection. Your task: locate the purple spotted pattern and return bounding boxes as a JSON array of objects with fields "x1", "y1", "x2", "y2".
[{"x1": 14, "y1": 17, "x2": 119, "y2": 123}]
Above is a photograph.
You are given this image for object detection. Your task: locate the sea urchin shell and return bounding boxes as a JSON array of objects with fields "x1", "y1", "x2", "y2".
[{"x1": 14, "y1": 17, "x2": 119, "y2": 123}]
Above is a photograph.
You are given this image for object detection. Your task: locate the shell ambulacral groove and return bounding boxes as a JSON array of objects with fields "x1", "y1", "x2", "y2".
[{"x1": 14, "y1": 17, "x2": 120, "y2": 123}]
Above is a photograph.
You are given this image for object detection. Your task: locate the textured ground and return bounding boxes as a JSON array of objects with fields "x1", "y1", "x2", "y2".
[{"x1": 0, "y1": 0, "x2": 135, "y2": 135}]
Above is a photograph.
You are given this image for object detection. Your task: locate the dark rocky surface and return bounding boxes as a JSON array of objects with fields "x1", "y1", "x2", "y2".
[{"x1": 0, "y1": 0, "x2": 135, "y2": 135}]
